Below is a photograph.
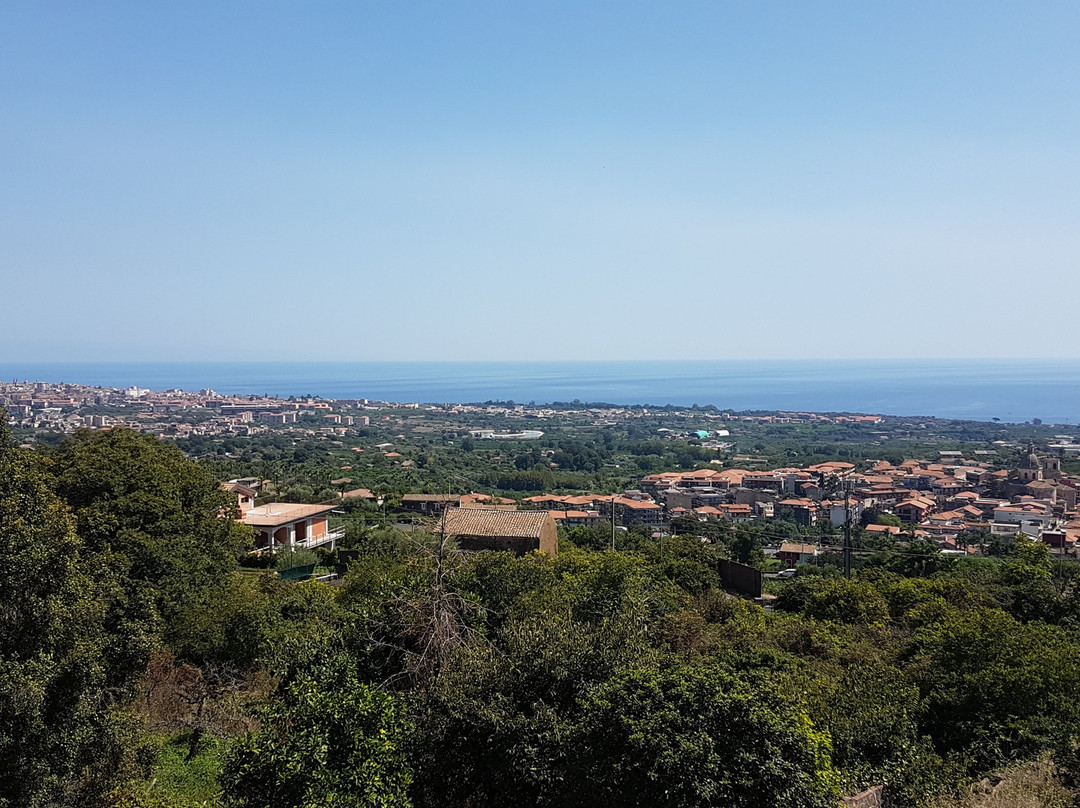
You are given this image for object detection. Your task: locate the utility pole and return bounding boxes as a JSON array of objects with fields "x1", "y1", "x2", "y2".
[
  {"x1": 611, "y1": 495, "x2": 616, "y2": 551},
  {"x1": 843, "y1": 483, "x2": 852, "y2": 579}
]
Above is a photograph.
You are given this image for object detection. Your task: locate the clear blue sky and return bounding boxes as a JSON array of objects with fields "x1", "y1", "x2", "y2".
[{"x1": 2, "y1": 1, "x2": 1078, "y2": 361}]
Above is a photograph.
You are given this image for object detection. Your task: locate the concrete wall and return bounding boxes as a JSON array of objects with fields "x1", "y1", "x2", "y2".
[{"x1": 540, "y1": 519, "x2": 558, "y2": 557}]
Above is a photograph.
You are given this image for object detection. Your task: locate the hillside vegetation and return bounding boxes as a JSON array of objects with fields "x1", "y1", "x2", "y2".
[{"x1": 5, "y1": 425, "x2": 1080, "y2": 807}]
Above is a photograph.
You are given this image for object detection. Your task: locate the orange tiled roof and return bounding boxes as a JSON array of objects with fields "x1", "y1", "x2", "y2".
[
  {"x1": 444, "y1": 508, "x2": 552, "y2": 539},
  {"x1": 242, "y1": 502, "x2": 336, "y2": 527},
  {"x1": 779, "y1": 542, "x2": 819, "y2": 555}
]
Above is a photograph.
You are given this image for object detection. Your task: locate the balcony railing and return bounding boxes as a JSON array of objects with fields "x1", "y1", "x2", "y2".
[{"x1": 295, "y1": 527, "x2": 346, "y2": 549}]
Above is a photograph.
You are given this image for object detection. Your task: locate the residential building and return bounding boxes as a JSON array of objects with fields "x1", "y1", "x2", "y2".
[
  {"x1": 598, "y1": 496, "x2": 664, "y2": 527},
  {"x1": 242, "y1": 502, "x2": 343, "y2": 552},
  {"x1": 776, "y1": 498, "x2": 817, "y2": 526},
  {"x1": 896, "y1": 496, "x2": 936, "y2": 524},
  {"x1": 401, "y1": 493, "x2": 462, "y2": 513},
  {"x1": 549, "y1": 510, "x2": 601, "y2": 527},
  {"x1": 221, "y1": 481, "x2": 257, "y2": 513},
  {"x1": 443, "y1": 508, "x2": 558, "y2": 556},
  {"x1": 778, "y1": 542, "x2": 820, "y2": 566}
]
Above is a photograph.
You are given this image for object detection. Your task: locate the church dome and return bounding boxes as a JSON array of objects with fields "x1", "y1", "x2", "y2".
[{"x1": 1022, "y1": 443, "x2": 1041, "y2": 470}]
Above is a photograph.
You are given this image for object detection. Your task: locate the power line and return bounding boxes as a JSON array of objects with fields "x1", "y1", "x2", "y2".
[{"x1": 669, "y1": 520, "x2": 989, "y2": 558}]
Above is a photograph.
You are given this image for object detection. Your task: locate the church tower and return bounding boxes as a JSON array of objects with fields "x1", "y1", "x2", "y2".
[{"x1": 1017, "y1": 443, "x2": 1043, "y2": 483}]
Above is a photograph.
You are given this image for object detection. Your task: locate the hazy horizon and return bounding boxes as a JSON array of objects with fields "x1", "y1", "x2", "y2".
[{"x1": 6, "y1": 358, "x2": 1080, "y2": 423}]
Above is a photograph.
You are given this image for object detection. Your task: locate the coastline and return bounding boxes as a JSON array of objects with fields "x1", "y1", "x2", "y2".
[{"x1": 3, "y1": 359, "x2": 1080, "y2": 424}]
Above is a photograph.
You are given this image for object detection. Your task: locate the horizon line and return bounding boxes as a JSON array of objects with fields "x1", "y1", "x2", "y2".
[{"x1": 4, "y1": 357, "x2": 1080, "y2": 365}]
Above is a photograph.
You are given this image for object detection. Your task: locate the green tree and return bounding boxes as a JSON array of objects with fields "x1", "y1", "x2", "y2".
[
  {"x1": 774, "y1": 577, "x2": 890, "y2": 625},
  {"x1": 222, "y1": 655, "x2": 413, "y2": 807},
  {"x1": 49, "y1": 428, "x2": 250, "y2": 648},
  {"x1": 807, "y1": 660, "x2": 921, "y2": 790},
  {"x1": 729, "y1": 529, "x2": 765, "y2": 566},
  {"x1": 412, "y1": 616, "x2": 642, "y2": 808},
  {"x1": 0, "y1": 421, "x2": 154, "y2": 807},
  {"x1": 565, "y1": 665, "x2": 839, "y2": 808},
  {"x1": 905, "y1": 607, "x2": 1080, "y2": 770}
]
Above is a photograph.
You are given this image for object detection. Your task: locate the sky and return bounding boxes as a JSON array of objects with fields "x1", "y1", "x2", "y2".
[{"x1": 1, "y1": 1, "x2": 1078, "y2": 361}]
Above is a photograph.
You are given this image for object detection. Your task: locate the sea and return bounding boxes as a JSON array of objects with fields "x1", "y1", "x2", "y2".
[{"x1": 2, "y1": 360, "x2": 1079, "y2": 425}]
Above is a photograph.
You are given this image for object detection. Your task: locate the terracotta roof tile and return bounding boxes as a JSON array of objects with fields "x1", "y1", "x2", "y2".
[{"x1": 443, "y1": 508, "x2": 553, "y2": 539}]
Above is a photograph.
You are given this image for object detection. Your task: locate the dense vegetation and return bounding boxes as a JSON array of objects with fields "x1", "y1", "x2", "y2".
[
  {"x1": 5, "y1": 423, "x2": 1080, "y2": 807},
  {"x1": 156, "y1": 405, "x2": 1080, "y2": 502}
]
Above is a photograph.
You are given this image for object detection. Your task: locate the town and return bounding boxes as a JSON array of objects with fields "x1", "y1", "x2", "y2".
[{"x1": 7, "y1": 378, "x2": 1080, "y2": 569}]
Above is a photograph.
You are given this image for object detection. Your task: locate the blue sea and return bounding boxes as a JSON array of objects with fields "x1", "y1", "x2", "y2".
[{"x1": 2, "y1": 360, "x2": 1079, "y2": 425}]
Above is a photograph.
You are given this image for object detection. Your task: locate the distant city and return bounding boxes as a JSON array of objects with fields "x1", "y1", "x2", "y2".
[
  {"x1": 2, "y1": 377, "x2": 907, "y2": 439},
  {"x1": 7, "y1": 376, "x2": 1080, "y2": 558}
]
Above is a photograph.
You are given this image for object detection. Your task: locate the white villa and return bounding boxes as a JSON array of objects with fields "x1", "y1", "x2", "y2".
[{"x1": 241, "y1": 502, "x2": 344, "y2": 553}]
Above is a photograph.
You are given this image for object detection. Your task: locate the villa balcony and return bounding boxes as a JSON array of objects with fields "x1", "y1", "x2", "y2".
[{"x1": 295, "y1": 526, "x2": 346, "y2": 549}]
